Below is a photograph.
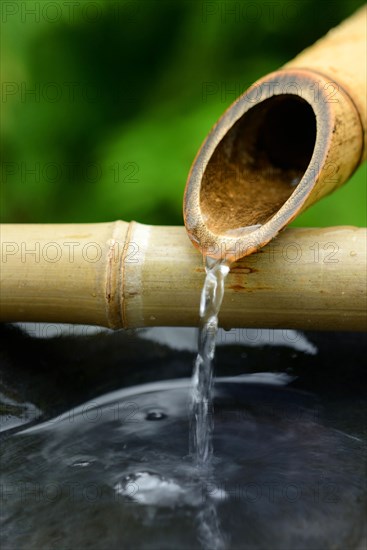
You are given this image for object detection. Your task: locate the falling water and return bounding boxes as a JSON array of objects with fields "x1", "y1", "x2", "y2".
[
  {"x1": 190, "y1": 256, "x2": 230, "y2": 464},
  {"x1": 190, "y1": 224, "x2": 261, "y2": 466},
  {"x1": 189, "y1": 256, "x2": 230, "y2": 549}
]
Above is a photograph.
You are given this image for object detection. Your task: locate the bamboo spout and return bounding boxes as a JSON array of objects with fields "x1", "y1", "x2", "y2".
[
  {"x1": 184, "y1": 5, "x2": 366, "y2": 262},
  {"x1": 1, "y1": 223, "x2": 366, "y2": 331}
]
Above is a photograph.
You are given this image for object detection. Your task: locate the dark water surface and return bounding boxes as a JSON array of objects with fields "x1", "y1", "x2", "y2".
[{"x1": 0, "y1": 325, "x2": 366, "y2": 549}]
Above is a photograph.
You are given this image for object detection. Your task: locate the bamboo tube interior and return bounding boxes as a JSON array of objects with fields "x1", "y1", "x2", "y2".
[
  {"x1": 185, "y1": 6, "x2": 366, "y2": 260},
  {"x1": 200, "y1": 95, "x2": 317, "y2": 235}
]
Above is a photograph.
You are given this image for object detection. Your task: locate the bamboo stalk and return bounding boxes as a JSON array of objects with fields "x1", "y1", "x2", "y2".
[
  {"x1": 1, "y1": 223, "x2": 366, "y2": 331},
  {"x1": 184, "y1": 5, "x2": 367, "y2": 262}
]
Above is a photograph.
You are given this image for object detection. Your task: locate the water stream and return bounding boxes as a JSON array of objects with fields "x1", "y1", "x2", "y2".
[
  {"x1": 190, "y1": 224, "x2": 260, "y2": 467},
  {"x1": 190, "y1": 257, "x2": 230, "y2": 466},
  {"x1": 190, "y1": 257, "x2": 230, "y2": 549}
]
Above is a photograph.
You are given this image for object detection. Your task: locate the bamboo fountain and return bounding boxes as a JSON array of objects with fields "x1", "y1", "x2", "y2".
[{"x1": 1, "y1": 6, "x2": 366, "y2": 331}]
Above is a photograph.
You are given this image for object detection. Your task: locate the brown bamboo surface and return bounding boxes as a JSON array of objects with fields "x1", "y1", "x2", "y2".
[
  {"x1": 285, "y1": 3, "x2": 367, "y2": 153},
  {"x1": 1, "y1": 223, "x2": 366, "y2": 331},
  {"x1": 184, "y1": 5, "x2": 367, "y2": 261}
]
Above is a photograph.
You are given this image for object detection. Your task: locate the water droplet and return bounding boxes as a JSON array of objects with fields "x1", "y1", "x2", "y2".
[{"x1": 145, "y1": 410, "x2": 167, "y2": 421}]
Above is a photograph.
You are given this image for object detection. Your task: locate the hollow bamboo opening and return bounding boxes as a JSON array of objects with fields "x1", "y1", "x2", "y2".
[
  {"x1": 200, "y1": 95, "x2": 317, "y2": 235},
  {"x1": 184, "y1": 5, "x2": 366, "y2": 261}
]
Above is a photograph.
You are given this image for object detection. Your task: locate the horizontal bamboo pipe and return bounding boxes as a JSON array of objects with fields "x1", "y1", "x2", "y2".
[
  {"x1": 1, "y1": 222, "x2": 366, "y2": 331},
  {"x1": 184, "y1": 5, "x2": 367, "y2": 262}
]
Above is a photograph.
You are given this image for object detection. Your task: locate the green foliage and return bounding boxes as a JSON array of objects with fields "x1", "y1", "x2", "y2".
[{"x1": 1, "y1": 0, "x2": 365, "y2": 225}]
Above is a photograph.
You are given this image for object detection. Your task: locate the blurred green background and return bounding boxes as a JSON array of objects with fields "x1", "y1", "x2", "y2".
[{"x1": 1, "y1": 0, "x2": 366, "y2": 227}]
